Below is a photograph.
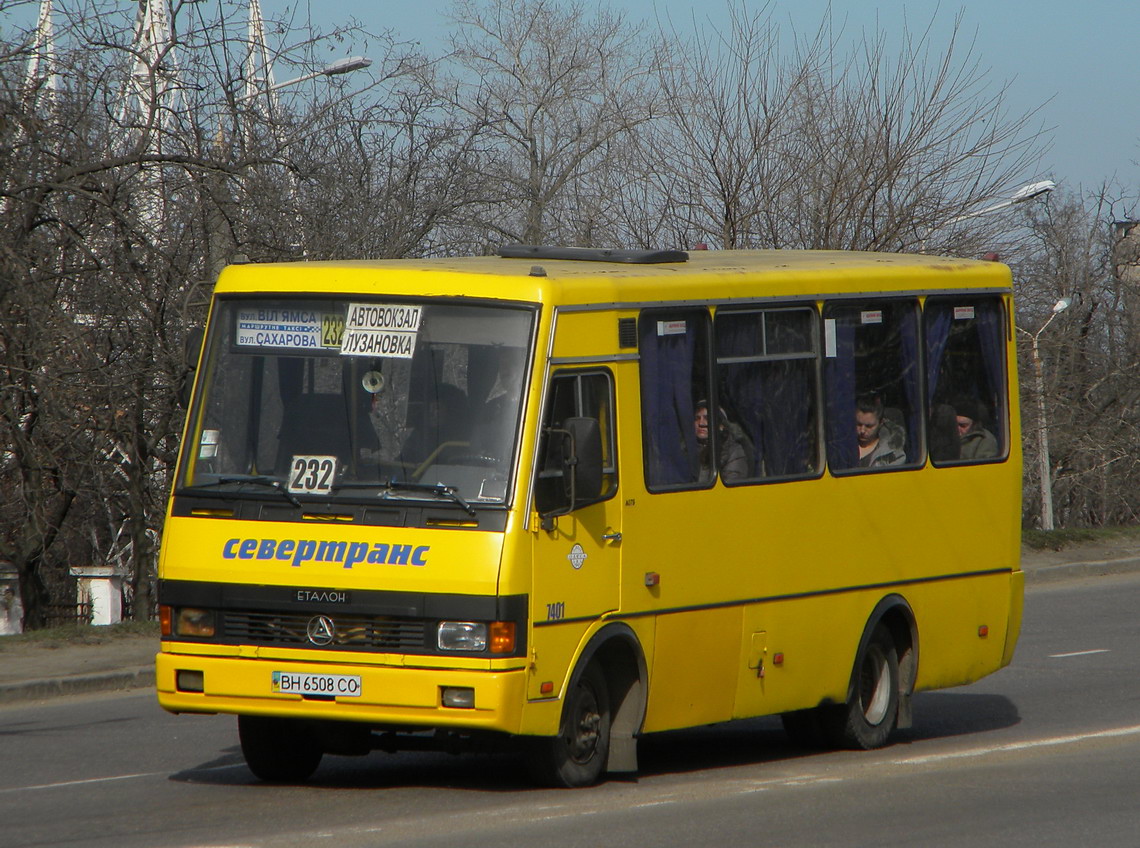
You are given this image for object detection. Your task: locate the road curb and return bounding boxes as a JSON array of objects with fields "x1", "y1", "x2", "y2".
[
  {"x1": 0, "y1": 666, "x2": 155, "y2": 706},
  {"x1": 1023, "y1": 556, "x2": 1140, "y2": 584}
]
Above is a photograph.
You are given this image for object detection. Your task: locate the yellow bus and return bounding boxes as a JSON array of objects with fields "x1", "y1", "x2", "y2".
[{"x1": 156, "y1": 246, "x2": 1023, "y2": 786}]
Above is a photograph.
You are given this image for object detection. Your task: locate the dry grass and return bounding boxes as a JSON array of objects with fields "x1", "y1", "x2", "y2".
[
  {"x1": 0, "y1": 619, "x2": 159, "y2": 649},
  {"x1": 1022, "y1": 525, "x2": 1140, "y2": 551}
]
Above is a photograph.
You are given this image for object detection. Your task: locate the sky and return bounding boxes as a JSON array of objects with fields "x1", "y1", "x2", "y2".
[
  {"x1": 5, "y1": 0, "x2": 1138, "y2": 207},
  {"x1": 262, "y1": 0, "x2": 1140, "y2": 209}
]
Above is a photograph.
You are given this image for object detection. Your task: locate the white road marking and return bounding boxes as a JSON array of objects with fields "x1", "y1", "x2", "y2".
[
  {"x1": 531, "y1": 809, "x2": 599, "y2": 821},
  {"x1": 1049, "y1": 649, "x2": 1110, "y2": 658},
  {"x1": 0, "y1": 771, "x2": 165, "y2": 794},
  {"x1": 890, "y1": 724, "x2": 1140, "y2": 766},
  {"x1": 0, "y1": 763, "x2": 244, "y2": 795}
]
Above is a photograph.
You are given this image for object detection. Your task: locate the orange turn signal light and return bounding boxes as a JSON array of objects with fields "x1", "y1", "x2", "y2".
[{"x1": 490, "y1": 621, "x2": 516, "y2": 654}]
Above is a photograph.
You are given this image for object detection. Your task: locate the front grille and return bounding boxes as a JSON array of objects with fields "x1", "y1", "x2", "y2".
[{"x1": 223, "y1": 610, "x2": 429, "y2": 651}]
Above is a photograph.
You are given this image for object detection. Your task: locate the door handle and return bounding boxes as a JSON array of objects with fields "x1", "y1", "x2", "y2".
[{"x1": 602, "y1": 531, "x2": 622, "y2": 543}]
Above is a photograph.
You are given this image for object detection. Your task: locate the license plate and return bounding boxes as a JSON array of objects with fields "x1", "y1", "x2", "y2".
[{"x1": 272, "y1": 671, "x2": 362, "y2": 697}]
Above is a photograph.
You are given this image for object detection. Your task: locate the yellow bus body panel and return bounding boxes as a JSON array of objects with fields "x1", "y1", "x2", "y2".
[{"x1": 159, "y1": 515, "x2": 503, "y2": 596}]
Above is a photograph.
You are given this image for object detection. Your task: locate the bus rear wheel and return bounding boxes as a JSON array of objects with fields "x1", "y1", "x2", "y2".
[
  {"x1": 529, "y1": 664, "x2": 611, "y2": 788},
  {"x1": 822, "y1": 629, "x2": 899, "y2": 750},
  {"x1": 238, "y1": 715, "x2": 323, "y2": 783}
]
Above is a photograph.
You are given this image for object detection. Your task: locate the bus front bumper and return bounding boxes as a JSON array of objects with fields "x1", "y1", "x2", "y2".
[{"x1": 155, "y1": 649, "x2": 528, "y2": 734}]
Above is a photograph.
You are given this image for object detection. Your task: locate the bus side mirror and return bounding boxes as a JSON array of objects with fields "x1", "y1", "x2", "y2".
[
  {"x1": 538, "y1": 417, "x2": 603, "y2": 529},
  {"x1": 178, "y1": 325, "x2": 205, "y2": 408}
]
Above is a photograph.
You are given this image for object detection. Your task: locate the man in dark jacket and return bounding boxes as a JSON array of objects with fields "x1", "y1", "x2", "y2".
[{"x1": 855, "y1": 395, "x2": 906, "y2": 468}]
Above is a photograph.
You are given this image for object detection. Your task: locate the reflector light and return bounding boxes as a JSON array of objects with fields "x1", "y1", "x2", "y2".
[
  {"x1": 773, "y1": 652, "x2": 785, "y2": 665},
  {"x1": 978, "y1": 625, "x2": 989, "y2": 638},
  {"x1": 176, "y1": 669, "x2": 204, "y2": 693},
  {"x1": 540, "y1": 681, "x2": 554, "y2": 695}
]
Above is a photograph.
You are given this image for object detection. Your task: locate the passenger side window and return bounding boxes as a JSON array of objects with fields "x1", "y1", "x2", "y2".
[
  {"x1": 925, "y1": 297, "x2": 1007, "y2": 465},
  {"x1": 535, "y1": 370, "x2": 617, "y2": 514},
  {"x1": 715, "y1": 307, "x2": 820, "y2": 481},
  {"x1": 638, "y1": 309, "x2": 712, "y2": 490},
  {"x1": 823, "y1": 300, "x2": 921, "y2": 472}
]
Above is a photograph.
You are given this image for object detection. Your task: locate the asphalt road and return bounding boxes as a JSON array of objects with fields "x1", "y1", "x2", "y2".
[{"x1": 2, "y1": 571, "x2": 1137, "y2": 848}]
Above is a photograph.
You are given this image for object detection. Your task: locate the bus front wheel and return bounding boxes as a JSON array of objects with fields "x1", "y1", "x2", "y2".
[
  {"x1": 823, "y1": 629, "x2": 899, "y2": 750},
  {"x1": 529, "y1": 664, "x2": 612, "y2": 788},
  {"x1": 238, "y1": 715, "x2": 323, "y2": 783}
]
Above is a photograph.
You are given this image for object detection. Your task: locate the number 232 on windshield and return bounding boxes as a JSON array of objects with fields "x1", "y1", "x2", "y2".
[{"x1": 288, "y1": 455, "x2": 336, "y2": 494}]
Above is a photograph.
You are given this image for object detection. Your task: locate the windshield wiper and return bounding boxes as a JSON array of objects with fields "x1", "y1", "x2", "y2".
[
  {"x1": 327, "y1": 479, "x2": 478, "y2": 516},
  {"x1": 188, "y1": 474, "x2": 302, "y2": 508},
  {"x1": 387, "y1": 480, "x2": 477, "y2": 516}
]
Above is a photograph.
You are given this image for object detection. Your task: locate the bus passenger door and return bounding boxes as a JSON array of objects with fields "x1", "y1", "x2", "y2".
[{"x1": 529, "y1": 369, "x2": 621, "y2": 700}]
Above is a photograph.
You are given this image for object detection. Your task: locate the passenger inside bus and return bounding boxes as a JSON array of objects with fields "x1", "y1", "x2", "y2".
[
  {"x1": 855, "y1": 395, "x2": 906, "y2": 468},
  {"x1": 693, "y1": 400, "x2": 750, "y2": 482},
  {"x1": 954, "y1": 397, "x2": 999, "y2": 460}
]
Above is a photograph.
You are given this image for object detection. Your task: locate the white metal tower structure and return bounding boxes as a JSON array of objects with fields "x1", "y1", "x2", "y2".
[
  {"x1": 4, "y1": 0, "x2": 60, "y2": 218},
  {"x1": 123, "y1": 0, "x2": 185, "y2": 138},
  {"x1": 22, "y1": 0, "x2": 61, "y2": 113},
  {"x1": 244, "y1": 0, "x2": 279, "y2": 119},
  {"x1": 242, "y1": 0, "x2": 307, "y2": 253},
  {"x1": 123, "y1": 0, "x2": 185, "y2": 234}
]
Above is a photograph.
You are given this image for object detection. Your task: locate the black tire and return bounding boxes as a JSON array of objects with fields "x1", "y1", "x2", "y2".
[
  {"x1": 821, "y1": 629, "x2": 900, "y2": 750},
  {"x1": 238, "y1": 715, "x2": 323, "y2": 783},
  {"x1": 529, "y1": 664, "x2": 611, "y2": 788}
]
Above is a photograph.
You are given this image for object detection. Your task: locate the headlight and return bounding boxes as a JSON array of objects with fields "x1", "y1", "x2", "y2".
[
  {"x1": 176, "y1": 607, "x2": 216, "y2": 637},
  {"x1": 437, "y1": 621, "x2": 487, "y2": 651}
]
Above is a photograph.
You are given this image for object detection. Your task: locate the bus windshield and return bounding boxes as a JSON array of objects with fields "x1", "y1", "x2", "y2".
[{"x1": 180, "y1": 297, "x2": 535, "y2": 507}]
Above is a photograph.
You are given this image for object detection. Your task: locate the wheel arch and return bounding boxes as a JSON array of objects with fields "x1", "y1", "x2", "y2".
[
  {"x1": 849, "y1": 594, "x2": 919, "y2": 730},
  {"x1": 571, "y1": 621, "x2": 648, "y2": 773}
]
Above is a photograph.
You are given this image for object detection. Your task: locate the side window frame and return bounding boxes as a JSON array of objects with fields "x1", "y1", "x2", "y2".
[
  {"x1": 823, "y1": 298, "x2": 923, "y2": 475},
  {"x1": 713, "y1": 304, "x2": 823, "y2": 485},
  {"x1": 637, "y1": 308, "x2": 714, "y2": 493},
  {"x1": 534, "y1": 368, "x2": 618, "y2": 515},
  {"x1": 924, "y1": 295, "x2": 1009, "y2": 466}
]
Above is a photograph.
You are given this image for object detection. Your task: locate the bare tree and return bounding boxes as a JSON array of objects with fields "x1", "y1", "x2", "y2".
[
  {"x1": 1015, "y1": 188, "x2": 1140, "y2": 528},
  {"x1": 641, "y1": 5, "x2": 1048, "y2": 253},
  {"x1": 289, "y1": 55, "x2": 489, "y2": 259},
  {"x1": 434, "y1": 0, "x2": 659, "y2": 246},
  {"x1": 0, "y1": 0, "x2": 393, "y2": 625}
]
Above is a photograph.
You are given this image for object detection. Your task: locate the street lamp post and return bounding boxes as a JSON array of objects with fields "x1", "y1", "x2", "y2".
[
  {"x1": 1019, "y1": 297, "x2": 1072, "y2": 531},
  {"x1": 214, "y1": 56, "x2": 372, "y2": 268},
  {"x1": 946, "y1": 180, "x2": 1056, "y2": 225},
  {"x1": 238, "y1": 56, "x2": 373, "y2": 102},
  {"x1": 921, "y1": 179, "x2": 1056, "y2": 252}
]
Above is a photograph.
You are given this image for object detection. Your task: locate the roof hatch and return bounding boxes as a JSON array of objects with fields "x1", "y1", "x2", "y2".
[{"x1": 497, "y1": 244, "x2": 689, "y2": 264}]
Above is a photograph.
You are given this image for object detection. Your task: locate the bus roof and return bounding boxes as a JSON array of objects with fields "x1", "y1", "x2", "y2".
[{"x1": 215, "y1": 249, "x2": 1012, "y2": 305}]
